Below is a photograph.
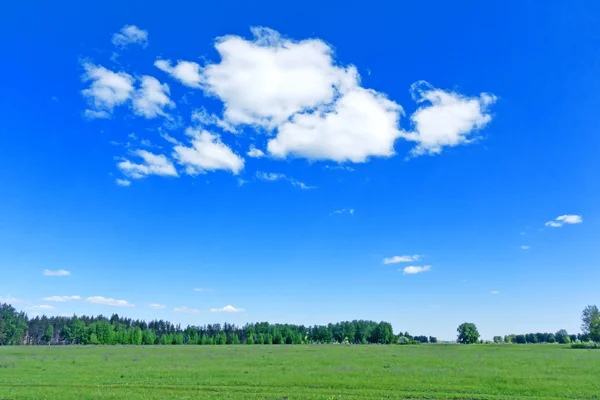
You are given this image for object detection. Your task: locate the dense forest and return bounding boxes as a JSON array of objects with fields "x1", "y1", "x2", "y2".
[{"x1": 0, "y1": 303, "x2": 436, "y2": 346}]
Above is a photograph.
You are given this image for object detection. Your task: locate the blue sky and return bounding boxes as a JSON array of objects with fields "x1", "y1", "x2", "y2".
[{"x1": 1, "y1": 1, "x2": 599, "y2": 340}]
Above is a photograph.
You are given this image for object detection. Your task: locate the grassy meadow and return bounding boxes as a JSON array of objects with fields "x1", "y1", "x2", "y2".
[{"x1": 1, "y1": 344, "x2": 599, "y2": 399}]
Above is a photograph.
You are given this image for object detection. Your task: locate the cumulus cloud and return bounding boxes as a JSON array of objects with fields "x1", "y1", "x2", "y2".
[
  {"x1": 43, "y1": 296, "x2": 81, "y2": 302},
  {"x1": 383, "y1": 255, "x2": 421, "y2": 264},
  {"x1": 401, "y1": 81, "x2": 496, "y2": 156},
  {"x1": 132, "y1": 76, "x2": 175, "y2": 118},
  {"x1": 174, "y1": 306, "x2": 202, "y2": 314},
  {"x1": 86, "y1": 296, "x2": 135, "y2": 307},
  {"x1": 155, "y1": 59, "x2": 203, "y2": 88},
  {"x1": 255, "y1": 171, "x2": 314, "y2": 189},
  {"x1": 112, "y1": 25, "x2": 148, "y2": 48},
  {"x1": 247, "y1": 146, "x2": 265, "y2": 158},
  {"x1": 268, "y1": 87, "x2": 403, "y2": 162},
  {"x1": 210, "y1": 305, "x2": 244, "y2": 313},
  {"x1": 118, "y1": 150, "x2": 178, "y2": 179},
  {"x1": 545, "y1": 214, "x2": 583, "y2": 228},
  {"x1": 115, "y1": 178, "x2": 131, "y2": 187},
  {"x1": 402, "y1": 265, "x2": 431, "y2": 275},
  {"x1": 43, "y1": 269, "x2": 71, "y2": 276},
  {"x1": 81, "y1": 63, "x2": 134, "y2": 118},
  {"x1": 195, "y1": 27, "x2": 358, "y2": 128},
  {"x1": 148, "y1": 303, "x2": 166, "y2": 309},
  {"x1": 173, "y1": 128, "x2": 244, "y2": 175},
  {"x1": 29, "y1": 305, "x2": 55, "y2": 310}
]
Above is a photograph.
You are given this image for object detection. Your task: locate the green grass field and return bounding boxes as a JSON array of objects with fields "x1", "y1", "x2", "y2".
[{"x1": 1, "y1": 344, "x2": 599, "y2": 399}]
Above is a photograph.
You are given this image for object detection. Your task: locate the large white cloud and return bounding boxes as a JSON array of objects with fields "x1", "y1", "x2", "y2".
[
  {"x1": 401, "y1": 81, "x2": 496, "y2": 156},
  {"x1": 112, "y1": 25, "x2": 148, "y2": 48},
  {"x1": 118, "y1": 150, "x2": 178, "y2": 179},
  {"x1": 81, "y1": 63, "x2": 134, "y2": 117},
  {"x1": 268, "y1": 87, "x2": 402, "y2": 162},
  {"x1": 157, "y1": 27, "x2": 357, "y2": 129},
  {"x1": 173, "y1": 128, "x2": 244, "y2": 175},
  {"x1": 132, "y1": 76, "x2": 175, "y2": 118}
]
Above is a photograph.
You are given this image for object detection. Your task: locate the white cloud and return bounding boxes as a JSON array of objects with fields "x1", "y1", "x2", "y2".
[
  {"x1": 86, "y1": 296, "x2": 135, "y2": 307},
  {"x1": 155, "y1": 59, "x2": 203, "y2": 88},
  {"x1": 81, "y1": 63, "x2": 134, "y2": 117},
  {"x1": 324, "y1": 165, "x2": 355, "y2": 172},
  {"x1": 545, "y1": 214, "x2": 583, "y2": 228},
  {"x1": 268, "y1": 87, "x2": 403, "y2": 162},
  {"x1": 330, "y1": 208, "x2": 354, "y2": 216},
  {"x1": 174, "y1": 306, "x2": 202, "y2": 314},
  {"x1": 43, "y1": 269, "x2": 71, "y2": 276},
  {"x1": 193, "y1": 288, "x2": 215, "y2": 293},
  {"x1": 491, "y1": 290, "x2": 500, "y2": 295},
  {"x1": 42, "y1": 296, "x2": 81, "y2": 302},
  {"x1": 210, "y1": 305, "x2": 244, "y2": 313},
  {"x1": 402, "y1": 265, "x2": 431, "y2": 275},
  {"x1": 132, "y1": 76, "x2": 175, "y2": 118},
  {"x1": 197, "y1": 27, "x2": 358, "y2": 128},
  {"x1": 401, "y1": 81, "x2": 496, "y2": 156},
  {"x1": 0, "y1": 295, "x2": 23, "y2": 304},
  {"x1": 118, "y1": 150, "x2": 178, "y2": 179},
  {"x1": 84, "y1": 109, "x2": 111, "y2": 119},
  {"x1": 173, "y1": 128, "x2": 244, "y2": 175},
  {"x1": 29, "y1": 305, "x2": 55, "y2": 310},
  {"x1": 247, "y1": 146, "x2": 265, "y2": 158},
  {"x1": 255, "y1": 171, "x2": 314, "y2": 189},
  {"x1": 115, "y1": 178, "x2": 131, "y2": 187},
  {"x1": 191, "y1": 109, "x2": 237, "y2": 133},
  {"x1": 160, "y1": 131, "x2": 181, "y2": 145},
  {"x1": 383, "y1": 255, "x2": 421, "y2": 264},
  {"x1": 148, "y1": 303, "x2": 166, "y2": 309},
  {"x1": 112, "y1": 25, "x2": 148, "y2": 48},
  {"x1": 520, "y1": 245, "x2": 530, "y2": 250}
]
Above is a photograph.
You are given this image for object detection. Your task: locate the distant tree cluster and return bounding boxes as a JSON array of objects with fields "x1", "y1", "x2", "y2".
[{"x1": 0, "y1": 304, "x2": 435, "y2": 346}]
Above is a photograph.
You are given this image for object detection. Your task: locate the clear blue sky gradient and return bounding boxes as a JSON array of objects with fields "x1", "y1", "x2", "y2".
[{"x1": 1, "y1": 0, "x2": 599, "y2": 340}]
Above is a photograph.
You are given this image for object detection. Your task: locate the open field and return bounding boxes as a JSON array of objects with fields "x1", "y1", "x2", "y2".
[{"x1": 1, "y1": 344, "x2": 599, "y2": 399}]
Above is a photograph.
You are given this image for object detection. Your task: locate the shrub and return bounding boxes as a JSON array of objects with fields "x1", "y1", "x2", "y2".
[{"x1": 571, "y1": 341, "x2": 599, "y2": 349}]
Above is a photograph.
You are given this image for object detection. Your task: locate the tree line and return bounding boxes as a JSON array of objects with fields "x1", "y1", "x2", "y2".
[{"x1": 0, "y1": 303, "x2": 436, "y2": 346}]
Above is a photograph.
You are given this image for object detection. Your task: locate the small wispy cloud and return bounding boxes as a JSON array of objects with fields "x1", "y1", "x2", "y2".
[
  {"x1": 247, "y1": 146, "x2": 265, "y2": 158},
  {"x1": 255, "y1": 171, "x2": 315, "y2": 190},
  {"x1": 545, "y1": 214, "x2": 582, "y2": 228},
  {"x1": 116, "y1": 178, "x2": 131, "y2": 187},
  {"x1": 43, "y1": 269, "x2": 71, "y2": 277},
  {"x1": 29, "y1": 305, "x2": 56, "y2": 310},
  {"x1": 174, "y1": 306, "x2": 202, "y2": 314},
  {"x1": 383, "y1": 255, "x2": 421, "y2": 264},
  {"x1": 86, "y1": 296, "x2": 135, "y2": 307},
  {"x1": 401, "y1": 265, "x2": 431, "y2": 275},
  {"x1": 112, "y1": 25, "x2": 148, "y2": 49},
  {"x1": 520, "y1": 245, "x2": 530, "y2": 250},
  {"x1": 210, "y1": 305, "x2": 244, "y2": 313},
  {"x1": 193, "y1": 288, "x2": 215, "y2": 293},
  {"x1": 324, "y1": 165, "x2": 355, "y2": 172},
  {"x1": 43, "y1": 296, "x2": 81, "y2": 302},
  {"x1": 491, "y1": 290, "x2": 500, "y2": 295},
  {"x1": 0, "y1": 295, "x2": 23, "y2": 304},
  {"x1": 330, "y1": 208, "x2": 355, "y2": 216}
]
